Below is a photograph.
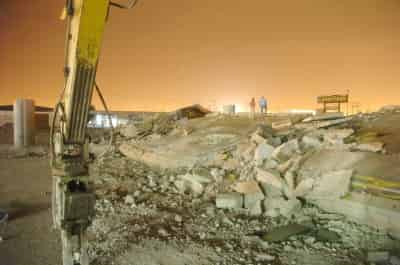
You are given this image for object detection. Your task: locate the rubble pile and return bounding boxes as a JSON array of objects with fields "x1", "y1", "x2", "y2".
[{"x1": 88, "y1": 109, "x2": 400, "y2": 265}]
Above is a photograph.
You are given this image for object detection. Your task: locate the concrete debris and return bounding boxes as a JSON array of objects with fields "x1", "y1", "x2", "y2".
[
  {"x1": 248, "y1": 200, "x2": 263, "y2": 215},
  {"x1": 124, "y1": 195, "x2": 135, "y2": 205},
  {"x1": 379, "y1": 105, "x2": 400, "y2": 113},
  {"x1": 86, "y1": 110, "x2": 400, "y2": 265},
  {"x1": 175, "y1": 173, "x2": 210, "y2": 195},
  {"x1": 294, "y1": 178, "x2": 315, "y2": 197},
  {"x1": 215, "y1": 193, "x2": 243, "y2": 209},
  {"x1": 263, "y1": 197, "x2": 301, "y2": 218},
  {"x1": 315, "y1": 228, "x2": 340, "y2": 242},
  {"x1": 232, "y1": 180, "x2": 262, "y2": 194},
  {"x1": 301, "y1": 135, "x2": 322, "y2": 149},
  {"x1": 272, "y1": 139, "x2": 300, "y2": 162},
  {"x1": 222, "y1": 158, "x2": 240, "y2": 171},
  {"x1": 256, "y1": 168, "x2": 284, "y2": 190},
  {"x1": 367, "y1": 251, "x2": 390, "y2": 263},
  {"x1": 390, "y1": 255, "x2": 400, "y2": 265},
  {"x1": 254, "y1": 142, "x2": 274, "y2": 164},
  {"x1": 250, "y1": 132, "x2": 266, "y2": 145},
  {"x1": 262, "y1": 223, "x2": 310, "y2": 242},
  {"x1": 322, "y1": 128, "x2": 354, "y2": 145},
  {"x1": 302, "y1": 112, "x2": 344, "y2": 122},
  {"x1": 120, "y1": 124, "x2": 138, "y2": 138},
  {"x1": 306, "y1": 169, "x2": 353, "y2": 200},
  {"x1": 255, "y1": 253, "x2": 275, "y2": 261},
  {"x1": 356, "y1": 142, "x2": 384, "y2": 153},
  {"x1": 272, "y1": 119, "x2": 292, "y2": 130}
]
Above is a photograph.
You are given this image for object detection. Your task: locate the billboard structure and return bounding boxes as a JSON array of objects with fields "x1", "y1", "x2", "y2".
[{"x1": 317, "y1": 94, "x2": 349, "y2": 113}]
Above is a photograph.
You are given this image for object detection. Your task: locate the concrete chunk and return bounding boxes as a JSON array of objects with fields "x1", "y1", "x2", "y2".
[
  {"x1": 390, "y1": 255, "x2": 400, "y2": 265},
  {"x1": 294, "y1": 178, "x2": 314, "y2": 197},
  {"x1": 120, "y1": 124, "x2": 138, "y2": 138},
  {"x1": 256, "y1": 169, "x2": 284, "y2": 190},
  {"x1": 251, "y1": 133, "x2": 267, "y2": 145},
  {"x1": 302, "y1": 112, "x2": 344, "y2": 122},
  {"x1": 262, "y1": 223, "x2": 310, "y2": 242},
  {"x1": 233, "y1": 181, "x2": 265, "y2": 209},
  {"x1": 254, "y1": 143, "x2": 275, "y2": 164},
  {"x1": 302, "y1": 135, "x2": 321, "y2": 149},
  {"x1": 272, "y1": 139, "x2": 300, "y2": 162},
  {"x1": 249, "y1": 200, "x2": 263, "y2": 216},
  {"x1": 322, "y1": 129, "x2": 354, "y2": 145},
  {"x1": 356, "y1": 142, "x2": 384, "y2": 153},
  {"x1": 216, "y1": 193, "x2": 243, "y2": 209},
  {"x1": 272, "y1": 119, "x2": 292, "y2": 130},
  {"x1": 233, "y1": 180, "x2": 262, "y2": 194},
  {"x1": 367, "y1": 251, "x2": 389, "y2": 263},
  {"x1": 263, "y1": 198, "x2": 301, "y2": 218},
  {"x1": 306, "y1": 169, "x2": 353, "y2": 200}
]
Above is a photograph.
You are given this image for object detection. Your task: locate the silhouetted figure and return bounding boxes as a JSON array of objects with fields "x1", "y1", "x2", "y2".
[
  {"x1": 259, "y1": 96, "x2": 267, "y2": 114},
  {"x1": 249, "y1": 97, "x2": 256, "y2": 119}
]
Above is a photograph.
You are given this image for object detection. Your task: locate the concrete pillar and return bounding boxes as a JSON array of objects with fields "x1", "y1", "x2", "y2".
[{"x1": 13, "y1": 99, "x2": 35, "y2": 148}]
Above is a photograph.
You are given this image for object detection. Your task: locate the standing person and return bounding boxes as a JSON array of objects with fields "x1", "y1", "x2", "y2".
[
  {"x1": 259, "y1": 96, "x2": 268, "y2": 114},
  {"x1": 249, "y1": 97, "x2": 256, "y2": 119}
]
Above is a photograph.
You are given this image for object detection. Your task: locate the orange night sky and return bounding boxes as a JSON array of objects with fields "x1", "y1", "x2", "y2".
[{"x1": 0, "y1": 0, "x2": 399, "y2": 112}]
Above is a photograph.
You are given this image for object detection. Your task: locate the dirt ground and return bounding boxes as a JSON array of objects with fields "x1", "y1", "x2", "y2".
[{"x1": 0, "y1": 157, "x2": 61, "y2": 265}]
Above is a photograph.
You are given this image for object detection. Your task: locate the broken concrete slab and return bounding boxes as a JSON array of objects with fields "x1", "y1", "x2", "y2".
[
  {"x1": 312, "y1": 192, "x2": 400, "y2": 239},
  {"x1": 232, "y1": 180, "x2": 262, "y2": 194},
  {"x1": 174, "y1": 173, "x2": 210, "y2": 195},
  {"x1": 250, "y1": 133, "x2": 267, "y2": 145},
  {"x1": 322, "y1": 128, "x2": 354, "y2": 145},
  {"x1": 296, "y1": 117, "x2": 353, "y2": 131},
  {"x1": 256, "y1": 168, "x2": 284, "y2": 190},
  {"x1": 298, "y1": 150, "x2": 365, "y2": 178},
  {"x1": 222, "y1": 158, "x2": 240, "y2": 171},
  {"x1": 294, "y1": 178, "x2": 314, "y2": 197},
  {"x1": 263, "y1": 197, "x2": 301, "y2": 218},
  {"x1": 301, "y1": 135, "x2": 322, "y2": 149},
  {"x1": 263, "y1": 159, "x2": 279, "y2": 170},
  {"x1": 284, "y1": 171, "x2": 296, "y2": 191},
  {"x1": 262, "y1": 223, "x2": 310, "y2": 242},
  {"x1": 302, "y1": 112, "x2": 344, "y2": 123},
  {"x1": 120, "y1": 124, "x2": 138, "y2": 138},
  {"x1": 390, "y1": 255, "x2": 400, "y2": 265},
  {"x1": 244, "y1": 192, "x2": 265, "y2": 210},
  {"x1": 271, "y1": 119, "x2": 292, "y2": 130},
  {"x1": 248, "y1": 200, "x2": 263, "y2": 216},
  {"x1": 356, "y1": 142, "x2": 384, "y2": 153},
  {"x1": 254, "y1": 143, "x2": 275, "y2": 164},
  {"x1": 367, "y1": 251, "x2": 390, "y2": 263},
  {"x1": 306, "y1": 169, "x2": 353, "y2": 200},
  {"x1": 216, "y1": 193, "x2": 243, "y2": 209},
  {"x1": 232, "y1": 181, "x2": 265, "y2": 209},
  {"x1": 271, "y1": 139, "x2": 300, "y2": 162},
  {"x1": 315, "y1": 228, "x2": 340, "y2": 242},
  {"x1": 259, "y1": 182, "x2": 283, "y2": 198},
  {"x1": 266, "y1": 137, "x2": 282, "y2": 147}
]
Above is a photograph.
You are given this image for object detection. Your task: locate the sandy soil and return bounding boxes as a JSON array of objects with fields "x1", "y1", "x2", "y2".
[{"x1": 0, "y1": 157, "x2": 61, "y2": 265}]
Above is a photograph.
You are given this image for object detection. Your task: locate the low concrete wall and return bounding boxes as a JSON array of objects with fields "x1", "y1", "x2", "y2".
[
  {"x1": 0, "y1": 111, "x2": 13, "y2": 126},
  {"x1": 313, "y1": 192, "x2": 400, "y2": 239},
  {"x1": 0, "y1": 111, "x2": 50, "y2": 145}
]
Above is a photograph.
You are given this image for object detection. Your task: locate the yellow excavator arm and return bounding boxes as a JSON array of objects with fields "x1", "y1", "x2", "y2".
[{"x1": 51, "y1": 1, "x2": 137, "y2": 265}]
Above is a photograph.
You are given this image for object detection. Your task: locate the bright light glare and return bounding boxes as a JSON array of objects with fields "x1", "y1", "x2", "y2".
[
  {"x1": 288, "y1": 109, "x2": 316, "y2": 115},
  {"x1": 235, "y1": 104, "x2": 245, "y2": 113}
]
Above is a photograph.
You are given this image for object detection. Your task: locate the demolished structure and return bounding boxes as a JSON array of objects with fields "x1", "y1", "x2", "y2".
[{"x1": 88, "y1": 105, "x2": 400, "y2": 265}]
